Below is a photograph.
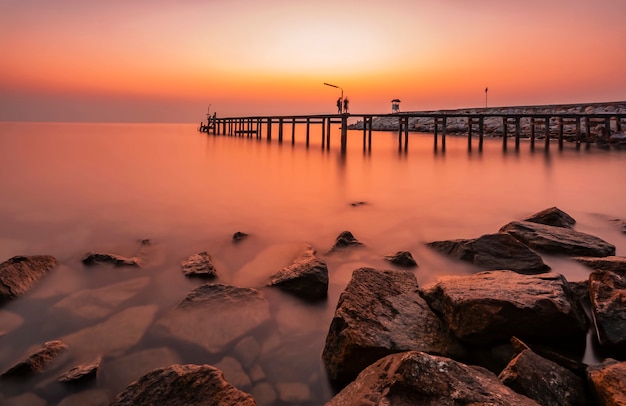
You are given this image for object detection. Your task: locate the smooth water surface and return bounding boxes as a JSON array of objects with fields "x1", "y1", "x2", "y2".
[{"x1": 0, "y1": 122, "x2": 625, "y2": 404}]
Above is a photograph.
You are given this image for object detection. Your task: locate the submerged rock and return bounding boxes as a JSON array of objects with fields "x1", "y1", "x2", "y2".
[
  {"x1": 383, "y1": 250, "x2": 418, "y2": 267},
  {"x1": 587, "y1": 359, "x2": 626, "y2": 406},
  {"x1": 81, "y1": 252, "x2": 141, "y2": 267},
  {"x1": 0, "y1": 255, "x2": 58, "y2": 302},
  {"x1": 422, "y1": 270, "x2": 588, "y2": 346},
  {"x1": 233, "y1": 231, "x2": 249, "y2": 242},
  {"x1": 573, "y1": 256, "x2": 626, "y2": 273},
  {"x1": 523, "y1": 206, "x2": 576, "y2": 229},
  {"x1": 110, "y1": 364, "x2": 256, "y2": 406},
  {"x1": 500, "y1": 221, "x2": 615, "y2": 257},
  {"x1": 329, "y1": 231, "x2": 363, "y2": 252},
  {"x1": 268, "y1": 244, "x2": 328, "y2": 301},
  {"x1": 322, "y1": 268, "x2": 466, "y2": 387},
  {"x1": 326, "y1": 351, "x2": 539, "y2": 406},
  {"x1": 1, "y1": 340, "x2": 68, "y2": 378},
  {"x1": 154, "y1": 283, "x2": 270, "y2": 354},
  {"x1": 427, "y1": 233, "x2": 550, "y2": 274},
  {"x1": 181, "y1": 251, "x2": 217, "y2": 278},
  {"x1": 58, "y1": 357, "x2": 101, "y2": 384},
  {"x1": 589, "y1": 268, "x2": 626, "y2": 350}
]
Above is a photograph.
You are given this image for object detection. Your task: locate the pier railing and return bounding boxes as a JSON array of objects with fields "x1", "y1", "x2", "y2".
[{"x1": 199, "y1": 112, "x2": 625, "y2": 153}]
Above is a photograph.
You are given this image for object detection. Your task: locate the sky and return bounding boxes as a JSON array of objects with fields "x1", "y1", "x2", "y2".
[{"x1": 1, "y1": 0, "x2": 625, "y2": 122}]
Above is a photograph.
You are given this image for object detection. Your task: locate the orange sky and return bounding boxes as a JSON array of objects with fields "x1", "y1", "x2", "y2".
[{"x1": 1, "y1": 0, "x2": 625, "y2": 122}]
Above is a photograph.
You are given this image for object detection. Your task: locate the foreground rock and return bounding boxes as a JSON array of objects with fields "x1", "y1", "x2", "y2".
[
  {"x1": 322, "y1": 268, "x2": 466, "y2": 387},
  {"x1": 498, "y1": 339, "x2": 587, "y2": 405},
  {"x1": 427, "y1": 233, "x2": 550, "y2": 274},
  {"x1": 329, "y1": 231, "x2": 363, "y2": 252},
  {"x1": 0, "y1": 255, "x2": 58, "y2": 302},
  {"x1": 523, "y1": 206, "x2": 576, "y2": 228},
  {"x1": 422, "y1": 270, "x2": 588, "y2": 345},
  {"x1": 383, "y1": 251, "x2": 417, "y2": 267},
  {"x1": 154, "y1": 283, "x2": 270, "y2": 354},
  {"x1": 81, "y1": 252, "x2": 141, "y2": 267},
  {"x1": 268, "y1": 244, "x2": 328, "y2": 301},
  {"x1": 1, "y1": 340, "x2": 68, "y2": 378},
  {"x1": 587, "y1": 359, "x2": 626, "y2": 405},
  {"x1": 326, "y1": 351, "x2": 539, "y2": 406},
  {"x1": 111, "y1": 364, "x2": 256, "y2": 406},
  {"x1": 589, "y1": 268, "x2": 626, "y2": 350},
  {"x1": 181, "y1": 251, "x2": 217, "y2": 278},
  {"x1": 58, "y1": 357, "x2": 101, "y2": 384},
  {"x1": 500, "y1": 221, "x2": 615, "y2": 257}
]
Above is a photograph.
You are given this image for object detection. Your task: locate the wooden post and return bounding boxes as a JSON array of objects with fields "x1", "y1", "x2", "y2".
[
  {"x1": 341, "y1": 115, "x2": 348, "y2": 153},
  {"x1": 267, "y1": 117, "x2": 272, "y2": 141},
  {"x1": 306, "y1": 118, "x2": 310, "y2": 147},
  {"x1": 321, "y1": 118, "x2": 326, "y2": 149},
  {"x1": 433, "y1": 117, "x2": 439, "y2": 150},
  {"x1": 478, "y1": 116, "x2": 484, "y2": 151},
  {"x1": 441, "y1": 116, "x2": 447, "y2": 151},
  {"x1": 326, "y1": 118, "x2": 331, "y2": 150},
  {"x1": 585, "y1": 117, "x2": 591, "y2": 148},
  {"x1": 514, "y1": 116, "x2": 520, "y2": 151},
  {"x1": 362, "y1": 116, "x2": 367, "y2": 151},
  {"x1": 292, "y1": 118, "x2": 296, "y2": 145},
  {"x1": 575, "y1": 116, "x2": 581, "y2": 148},
  {"x1": 368, "y1": 117, "x2": 373, "y2": 151},
  {"x1": 398, "y1": 117, "x2": 403, "y2": 150},
  {"x1": 558, "y1": 118, "x2": 564, "y2": 150},
  {"x1": 544, "y1": 117, "x2": 550, "y2": 150},
  {"x1": 278, "y1": 118, "x2": 283, "y2": 143},
  {"x1": 467, "y1": 117, "x2": 473, "y2": 151},
  {"x1": 605, "y1": 117, "x2": 611, "y2": 140},
  {"x1": 530, "y1": 117, "x2": 536, "y2": 149},
  {"x1": 502, "y1": 117, "x2": 508, "y2": 151},
  {"x1": 617, "y1": 115, "x2": 623, "y2": 133},
  {"x1": 404, "y1": 117, "x2": 409, "y2": 151}
]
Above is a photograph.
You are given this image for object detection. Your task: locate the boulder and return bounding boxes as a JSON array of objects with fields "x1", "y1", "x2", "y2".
[
  {"x1": 1, "y1": 340, "x2": 68, "y2": 378},
  {"x1": 233, "y1": 231, "x2": 249, "y2": 242},
  {"x1": 81, "y1": 252, "x2": 141, "y2": 267},
  {"x1": 58, "y1": 356, "x2": 101, "y2": 384},
  {"x1": 500, "y1": 221, "x2": 615, "y2": 257},
  {"x1": 326, "y1": 351, "x2": 539, "y2": 406},
  {"x1": 499, "y1": 343, "x2": 587, "y2": 405},
  {"x1": 427, "y1": 233, "x2": 550, "y2": 274},
  {"x1": 573, "y1": 256, "x2": 626, "y2": 273},
  {"x1": 268, "y1": 244, "x2": 328, "y2": 301},
  {"x1": 110, "y1": 364, "x2": 256, "y2": 406},
  {"x1": 523, "y1": 207, "x2": 576, "y2": 229},
  {"x1": 383, "y1": 251, "x2": 418, "y2": 267},
  {"x1": 154, "y1": 283, "x2": 270, "y2": 354},
  {"x1": 322, "y1": 268, "x2": 466, "y2": 387},
  {"x1": 329, "y1": 231, "x2": 363, "y2": 252},
  {"x1": 587, "y1": 359, "x2": 626, "y2": 406},
  {"x1": 181, "y1": 251, "x2": 217, "y2": 278},
  {"x1": 589, "y1": 268, "x2": 626, "y2": 350},
  {"x1": 421, "y1": 270, "x2": 588, "y2": 345},
  {"x1": 0, "y1": 255, "x2": 58, "y2": 302}
]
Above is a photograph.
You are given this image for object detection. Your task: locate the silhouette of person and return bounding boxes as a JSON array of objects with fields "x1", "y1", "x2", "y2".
[
  {"x1": 337, "y1": 97, "x2": 343, "y2": 114},
  {"x1": 343, "y1": 98, "x2": 349, "y2": 114}
]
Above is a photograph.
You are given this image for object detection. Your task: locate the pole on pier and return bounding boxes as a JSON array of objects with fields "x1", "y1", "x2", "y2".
[
  {"x1": 321, "y1": 118, "x2": 326, "y2": 149},
  {"x1": 434, "y1": 117, "x2": 439, "y2": 151},
  {"x1": 292, "y1": 118, "x2": 296, "y2": 145},
  {"x1": 478, "y1": 117, "x2": 484, "y2": 151},
  {"x1": 362, "y1": 116, "x2": 367, "y2": 151},
  {"x1": 368, "y1": 117, "x2": 373, "y2": 151},
  {"x1": 558, "y1": 118, "x2": 564, "y2": 150},
  {"x1": 544, "y1": 117, "x2": 551, "y2": 150},
  {"x1": 267, "y1": 118, "x2": 272, "y2": 141},
  {"x1": 397, "y1": 117, "x2": 403, "y2": 151},
  {"x1": 502, "y1": 117, "x2": 508, "y2": 151},
  {"x1": 341, "y1": 116, "x2": 348, "y2": 153},
  {"x1": 306, "y1": 118, "x2": 310, "y2": 147},
  {"x1": 515, "y1": 117, "x2": 520, "y2": 151},
  {"x1": 530, "y1": 117, "x2": 535, "y2": 150},
  {"x1": 326, "y1": 118, "x2": 331, "y2": 150},
  {"x1": 467, "y1": 117, "x2": 473, "y2": 151},
  {"x1": 404, "y1": 117, "x2": 409, "y2": 151},
  {"x1": 441, "y1": 116, "x2": 447, "y2": 152}
]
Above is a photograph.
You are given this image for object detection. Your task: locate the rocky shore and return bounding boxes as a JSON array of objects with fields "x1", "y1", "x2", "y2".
[
  {"x1": 348, "y1": 101, "x2": 626, "y2": 145},
  {"x1": 2, "y1": 207, "x2": 626, "y2": 405}
]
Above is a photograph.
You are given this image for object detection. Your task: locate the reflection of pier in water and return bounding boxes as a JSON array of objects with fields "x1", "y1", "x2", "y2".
[{"x1": 199, "y1": 111, "x2": 625, "y2": 153}]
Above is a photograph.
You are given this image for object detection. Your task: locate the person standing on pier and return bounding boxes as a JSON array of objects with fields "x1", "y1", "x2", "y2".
[
  {"x1": 337, "y1": 97, "x2": 343, "y2": 114},
  {"x1": 343, "y1": 98, "x2": 349, "y2": 114}
]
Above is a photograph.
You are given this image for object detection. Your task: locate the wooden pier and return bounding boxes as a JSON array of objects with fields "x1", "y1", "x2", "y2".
[{"x1": 199, "y1": 111, "x2": 625, "y2": 153}]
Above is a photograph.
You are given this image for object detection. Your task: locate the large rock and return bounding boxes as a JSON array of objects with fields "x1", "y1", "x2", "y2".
[
  {"x1": 322, "y1": 268, "x2": 466, "y2": 387},
  {"x1": 422, "y1": 270, "x2": 588, "y2": 345},
  {"x1": 589, "y1": 268, "x2": 626, "y2": 350},
  {"x1": 1, "y1": 340, "x2": 68, "y2": 378},
  {"x1": 383, "y1": 251, "x2": 418, "y2": 267},
  {"x1": 326, "y1": 351, "x2": 539, "y2": 406},
  {"x1": 81, "y1": 252, "x2": 141, "y2": 267},
  {"x1": 498, "y1": 342, "x2": 587, "y2": 405},
  {"x1": 587, "y1": 359, "x2": 626, "y2": 406},
  {"x1": 523, "y1": 207, "x2": 576, "y2": 229},
  {"x1": 268, "y1": 244, "x2": 328, "y2": 301},
  {"x1": 111, "y1": 364, "x2": 257, "y2": 406},
  {"x1": 154, "y1": 283, "x2": 270, "y2": 354},
  {"x1": 329, "y1": 231, "x2": 363, "y2": 252},
  {"x1": 427, "y1": 233, "x2": 550, "y2": 274},
  {"x1": 0, "y1": 255, "x2": 58, "y2": 302},
  {"x1": 500, "y1": 221, "x2": 615, "y2": 257},
  {"x1": 181, "y1": 251, "x2": 217, "y2": 278}
]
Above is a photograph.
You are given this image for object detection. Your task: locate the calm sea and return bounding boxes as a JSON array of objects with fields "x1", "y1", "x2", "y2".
[{"x1": 0, "y1": 121, "x2": 625, "y2": 404}]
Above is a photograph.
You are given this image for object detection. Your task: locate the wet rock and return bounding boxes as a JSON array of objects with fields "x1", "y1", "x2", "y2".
[
  {"x1": 0, "y1": 255, "x2": 58, "y2": 302},
  {"x1": 1, "y1": 340, "x2": 68, "y2": 378},
  {"x1": 589, "y1": 268, "x2": 626, "y2": 350},
  {"x1": 500, "y1": 221, "x2": 615, "y2": 257},
  {"x1": 573, "y1": 256, "x2": 626, "y2": 273},
  {"x1": 421, "y1": 270, "x2": 588, "y2": 346},
  {"x1": 81, "y1": 252, "x2": 141, "y2": 267},
  {"x1": 58, "y1": 356, "x2": 101, "y2": 384},
  {"x1": 568, "y1": 280, "x2": 591, "y2": 309},
  {"x1": 326, "y1": 351, "x2": 539, "y2": 406},
  {"x1": 587, "y1": 359, "x2": 626, "y2": 406},
  {"x1": 154, "y1": 283, "x2": 270, "y2": 354},
  {"x1": 499, "y1": 341, "x2": 587, "y2": 405},
  {"x1": 110, "y1": 364, "x2": 256, "y2": 406},
  {"x1": 329, "y1": 231, "x2": 363, "y2": 252},
  {"x1": 233, "y1": 231, "x2": 249, "y2": 242},
  {"x1": 350, "y1": 201, "x2": 366, "y2": 207},
  {"x1": 52, "y1": 277, "x2": 150, "y2": 320},
  {"x1": 268, "y1": 244, "x2": 328, "y2": 301},
  {"x1": 322, "y1": 268, "x2": 466, "y2": 387},
  {"x1": 383, "y1": 250, "x2": 418, "y2": 267},
  {"x1": 427, "y1": 233, "x2": 550, "y2": 274},
  {"x1": 524, "y1": 206, "x2": 576, "y2": 229},
  {"x1": 181, "y1": 251, "x2": 217, "y2": 278}
]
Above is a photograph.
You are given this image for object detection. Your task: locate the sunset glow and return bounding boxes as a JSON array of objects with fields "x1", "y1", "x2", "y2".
[{"x1": 1, "y1": 0, "x2": 625, "y2": 122}]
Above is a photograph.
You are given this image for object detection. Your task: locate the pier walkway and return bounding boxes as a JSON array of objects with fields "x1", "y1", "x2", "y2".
[{"x1": 199, "y1": 111, "x2": 625, "y2": 153}]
